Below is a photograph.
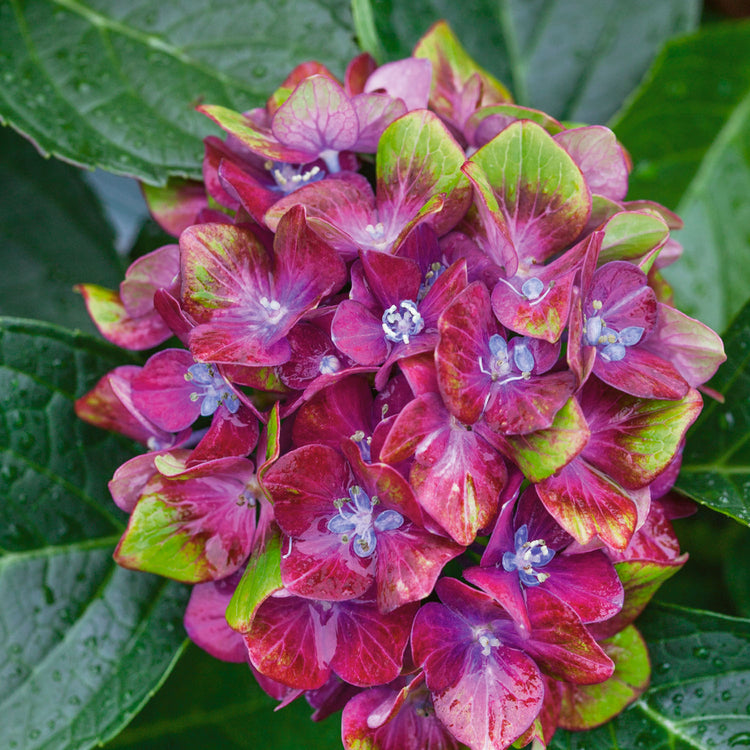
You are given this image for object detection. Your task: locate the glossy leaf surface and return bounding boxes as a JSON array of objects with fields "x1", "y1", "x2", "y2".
[
  {"x1": 613, "y1": 21, "x2": 750, "y2": 333},
  {"x1": 0, "y1": 318, "x2": 189, "y2": 750},
  {"x1": 678, "y1": 299, "x2": 750, "y2": 526},
  {"x1": 369, "y1": 0, "x2": 699, "y2": 122},
  {"x1": 0, "y1": 127, "x2": 122, "y2": 331},
  {"x1": 550, "y1": 603, "x2": 750, "y2": 749},
  {"x1": 0, "y1": 0, "x2": 359, "y2": 183}
]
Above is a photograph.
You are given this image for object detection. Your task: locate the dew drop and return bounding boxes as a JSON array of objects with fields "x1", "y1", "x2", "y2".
[
  {"x1": 672, "y1": 693, "x2": 684, "y2": 704},
  {"x1": 695, "y1": 687, "x2": 705, "y2": 698},
  {"x1": 76, "y1": 81, "x2": 91, "y2": 95},
  {"x1": 722, "y1": 690, "x2": 732, "y2": 701},
  {"x1": 693, "y1": 646, "x2": 709, "y2": 659},
  {"x1": 68, "y1": 696, "x2": 81, "y2": 706},
  {"x1": 657, "y1": 661, "x2": 671, "y2": 673},
  {"x1": 252, "y1": 64, "x2": 268, "y2": 78},
  {"x1": 713, "y1": 657, "x2": 726, "y2": 668},
  {"x1": 51, "y1": 670, "x2": 61, "y2": 682}
]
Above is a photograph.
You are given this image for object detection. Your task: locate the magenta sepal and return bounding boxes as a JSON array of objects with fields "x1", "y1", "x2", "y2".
[
  {"x1": 412, "y1": 578, "x2": 613, "y2": 749},
  {"x1": 244, "y1": 589, "x2": 418, "y2": 689},
  {"x1": 380, "y1": 391, "x2": 507, "y2": 545},
  {"x1": 553, "y1": 126, "x2": 630, "y2": 202},
  {"x1": 363, "y1": 57, "x2": 433, "y2": 111},
  {"x1": 291, "y1": 374, "x2": 381, "y2": 453},
  {"x1": 263, "y1": 442, "x2": 462, "y2": 612},
  {"x1": 436, "y1": 282, "x2": 575, "y2": 433},
  {"x1": 108, "y1": 450, "x2": 187, "y2": 514},
  {"x1": 181, "y1": 206, "x2": 346, "y2": 366},
  {"x1": 75, "y1": 365, "x2": 190, "y2": 450},
  {"x1": 640, "y1": 303, "x2": 726, "y2": 388},
  {"x1": 184, "y1": 571, "x2": 248, "y2": 663},
  {"x1": 188, "y1": 403, "x2": 260, "y2": 465},
  {"x1": 578, "y1": 261, "x2": 689, "y2": 400},
  {"x1": 114, "y1": 454, "x2": 259, "y2": 583},
  {"x1": 77, "y1": 244, "x2": 179, "y2": 351},
  {"x1": 342, "y1": 673, "x2": 461, "y2": 750},
  {"x1": 305, "y1": 675, "x2": 362, "y2": 722},
  {"x1": 490, "y1": 231, "x2": 601, "y2": 344},
  {"x1": 411, "y1": 578, "x2": 545, "y2": 750},
  {"x1": 130, "y1": 349, "x2": 202, "y2": 432},
  {"x1": 468, "y1": 486, "x2": 623, "y2": 629},
  {"x1": 536, "y1": 457, "x2": 649, "y2": 551}
]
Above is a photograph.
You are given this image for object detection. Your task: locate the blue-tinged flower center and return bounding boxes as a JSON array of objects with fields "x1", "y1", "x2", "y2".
[
  {"x1": 479, "y1": 335, "x2": 535, "y2": 383},
  {"x1": 266, "y1": 161, "x2": 324, "y2": 194},
  {"x1": 185, "y1": 363, "x2": 240, "y2": 417},
  {"x1": 473, "y1": 627, "x2": 501, "y2": 657},
  {"x1": 318, "y1": 149, "x2": 341, "y2": 174},
  {"x1": 365, "y1": 222, "x2": 386, "y2": 241},
  {"x1": 326, "y1": 485, "x2": 404, "y2": 558},
  {"x1": 382, "y1": 300, "x2": 424, "y2": 344},
  {"x1": 318, "y1": 354, "x2": 341, "y2": 375},
  {"x1": 418, "y1": 262, "x2": 446, "y2": 302},
  {"x1": 502, "y1": 524, "x2": 555, "y2": 586},
  {"x1": 496, "y1": 276, "x2": 553, "y2": 306},
  {"x1": 259, "y1": 296, "x2": 287, "y2": 325},
  {"x1": 584, "y1": 300, "x2": 644, "y2": 362}
]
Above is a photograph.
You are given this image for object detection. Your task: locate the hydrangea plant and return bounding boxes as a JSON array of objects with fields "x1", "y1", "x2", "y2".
[
  {"x1": 4, "y1": 3, "x2": 750, "y2": 750},
  {"x1": 67, "y1": 20, "x2": 728, "y2": 750}
]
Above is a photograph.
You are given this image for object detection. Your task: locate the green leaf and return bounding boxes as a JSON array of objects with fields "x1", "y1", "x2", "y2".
[
  {"x1": 103, "y1": 644, "x2": 342, "y2": 750},
  {"x1": 551, "y1": 603, "x2": 750, "y2": 749},
  {"x1": 0, "y1": 0, "x2": 359, "y2": 184},
  {"x1": 612, "y1": 21, "x2": 750, "y2": 333},
  {"x1": 677, "y1": 298, "x2": 750, "y2": 526},
  {"x1": 0, "y1": 127, "x2": 122, "y2": 332},
  {"x1": 370, "y1": 0, "x2": 699, "y2": 122},
  {"x1": 0, "y1": 318, "x2": 189, "y2": 750}
]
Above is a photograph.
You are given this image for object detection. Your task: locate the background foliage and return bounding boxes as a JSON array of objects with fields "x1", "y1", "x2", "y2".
[{"x1": 2, "y1": 1, "x2": 750, "y2": 748}]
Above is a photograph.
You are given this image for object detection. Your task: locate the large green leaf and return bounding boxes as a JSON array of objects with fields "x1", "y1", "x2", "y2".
[
  {"x1": 551, "y1": 603, "x2": 750, "y2": 749},
  {"x1": 366, "y1": 0, "x2": 699, "y2": 122},
  {"x1": 0, "y1": 0, "x2": 359, "y2": 184},
  {"x1": 103, "y1": 645, "x2": 343, "y2": 749},
  {"x1": 0, "y1": 127, "x2": 122, "y2": 332},
  {"x1": 612, "y1": 21, "x2": 750, "y2": 333},
  {"x1": 677, "y1": 299, "x2": 750, "y2": 526},
  {"x1": 0, "y1": 318, "x2": 189, "y2": 750}
]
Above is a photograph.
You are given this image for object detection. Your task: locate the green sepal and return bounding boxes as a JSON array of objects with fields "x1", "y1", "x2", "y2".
[
  {"x1": 115, "y1": 496, "x2": 212, "y2": 583},
  {"x1": 496, "y1": 397, "x2": 590, "y2": 482},
  {"x1": 559, "y1": 625, "x2": 651, "y2": 731},
  {"x1": 413, "y1": 20, "x2": 512, "y2": 104},
  {"x1": 226, "y1": 528, "x2": 284, "y2": 633},
  {"x1": 599, "y1": 211, "x2": 670, "y2": 265}
]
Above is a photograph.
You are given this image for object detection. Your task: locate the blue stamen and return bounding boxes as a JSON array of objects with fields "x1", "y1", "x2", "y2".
[
  {"x1": 326, "y1": 485, "x2": 404, "y2": 558},
  {"x1": 382, "y1": 300, "x2": 424, "y2": 344},
  {"x1": 502, "y1": 524, "x2": 555, "y2": 586},
  {"x1": 185, "y1": 363, "x2": 240, "y2": 417}
]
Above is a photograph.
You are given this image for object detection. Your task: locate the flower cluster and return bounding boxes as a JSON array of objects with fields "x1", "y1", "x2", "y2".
[{"x1": 76, "y1": 21, "x2": 725, "y2": 750}]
